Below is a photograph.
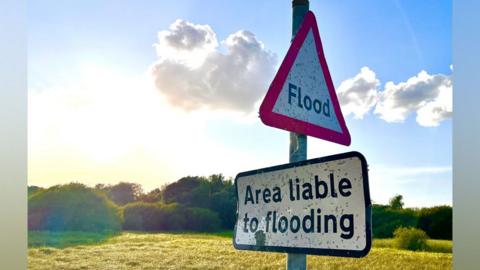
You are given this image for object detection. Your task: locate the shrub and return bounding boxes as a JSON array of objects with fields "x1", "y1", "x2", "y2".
[
  {"x1": 28, "y1": 183, "x2": 122, "y2": 232},
  {"x1": 122, "y1": 203, "x2": 220, "y2": 232},
  {"x1": 122, "y1": 202, "x2": 188, "y2": 231},
  {"x1": 418, "y1": 206, "x2": 452, "y2": 240},
  {"x1": 394, "y1": 227, "x2": 429, "y2": 251},
  {"x1": 96, "y1": 182, "x2": 143, "y2": 205},
  {"x1": 185, "y1": 207, "x2": 221, "y2": 232},
  {"x1": 123, "y1": 202, "x2": 158, "y2": 231},
  {"x1": 28, "y1": 186, "x2": 44, "y2": 197},
  {"x1": 211, "y1": 189, "x2": 236, "y2": 229},
  {"x1": 372, "y1": 204, "x2": 418, "y2": 238}
]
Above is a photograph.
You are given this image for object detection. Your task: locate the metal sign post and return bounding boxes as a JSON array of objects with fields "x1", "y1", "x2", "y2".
[
  {"x1": 232, "y1": 1, "x2": 371, "y2": 268},
  {"x1": 289, "y1": 1, "x2": 309, "y2": 269}
]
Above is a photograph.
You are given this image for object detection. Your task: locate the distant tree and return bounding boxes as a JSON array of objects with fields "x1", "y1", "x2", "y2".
[
  {"x1": 122, "y1": 202, "x2": 220, "y2": 232},
  {"x1": 161, "y1": 174, "x2": 237, "y2": 229},
  {"x1": 99, "y1": 182, "x2": 143, "y2": 205},
  {"x1": 95, "y1": 183, "x2": 106, "y2": 190},
  {"x1": 389, "y1": 194, "x2": 404, "y2": 209},
  {"x1": 123, "y1": 202, "x2": 186, "y2": 231},
  {"x1": 28, "y1": 186, "x2": 44, "y2": 197},
  {"x1": 418, "y1": 205, "x2": 452, "y2": 239},
  {"x1": 184, "y1": 207, "x2": 221, "y2": 232},
  {"x1": 190, "y1": 183, "x2": 212, "y2": 208},
  {"x1": 137, "y1": 188, "x2": 162, "y2": 203},
  {"x1": 211, "y1": 186, "x2": 236, "y2": 229},
  {"x1": 209, "y1": 174, "x2": 226, "y2": 193},
  {"x1": 372, "y1": 204, "x2": 418, "y2": 238},
  {"x1": 162, "y1": 176, "x2": 205, "y2": 205}
]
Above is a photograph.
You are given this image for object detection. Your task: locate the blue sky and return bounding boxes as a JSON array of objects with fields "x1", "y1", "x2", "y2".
[{"x1": 28, "y1": 0, "x2": 452, "y2": 207}]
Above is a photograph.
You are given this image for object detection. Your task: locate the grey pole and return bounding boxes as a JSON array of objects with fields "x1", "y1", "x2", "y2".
[{"x1": 287, "y1": 1, "x2": 309, "y2": 270}]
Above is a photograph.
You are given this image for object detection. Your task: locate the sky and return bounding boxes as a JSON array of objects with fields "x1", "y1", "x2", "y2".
[{"x1": 28, "y1": 0, "x2": 452, "y2": 207}]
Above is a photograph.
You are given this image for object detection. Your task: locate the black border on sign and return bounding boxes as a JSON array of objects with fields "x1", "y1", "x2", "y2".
[{"x1": 232, "y1": 151, "x2": 372, "y2": 258}]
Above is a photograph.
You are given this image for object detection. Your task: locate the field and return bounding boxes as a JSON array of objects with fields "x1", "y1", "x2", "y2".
[{"x1": 28, "y1": 232, "x2": 452, "y2": 270}]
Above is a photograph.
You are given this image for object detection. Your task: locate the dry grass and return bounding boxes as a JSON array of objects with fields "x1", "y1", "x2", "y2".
[
  {"x1": 373, "y1": 238, "x2": 452, "y2": 253},
  {"x1": 28, "y1": 232, "x2": 452, "y2": 270}
]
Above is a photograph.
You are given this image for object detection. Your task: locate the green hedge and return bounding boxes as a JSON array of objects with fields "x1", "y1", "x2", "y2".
[
  {"x1": 372, "y1": 205, "x2": 418, "y2": 238},
  {"x1": 28, "y1": 183, "x2": 122, "y2": 232},
  {"x1": 122, "y1": 202, "x2": 220, "y2": 232},
  {"x1": 417, "y1": 206, "x2": 452, "y2": 240}
]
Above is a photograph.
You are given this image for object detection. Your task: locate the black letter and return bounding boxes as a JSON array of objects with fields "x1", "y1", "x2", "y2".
[
  {"x1": 290, "y1": 216, "x2": 301, "y2": 233},
  {"x1": 324, "y1": 215, "x2": 337, "y2": 233},
  {"x1": 295, "y1": 178, "x2": 300, "y2": 200},
  {"x1": 272, "y1": 211, "x2": 277, "y2": 232},
  {"x1": 272, "y1": 187, "x2": 282, "y2": 202},
  {"x1": 289, "y1": 179, "x2": 295, "y2": 201},
  {"x1": 266, "y1": 212, "x2": 272, "y2": 232},
  {"x1": 298, "y1": 87, "x2": 303, "y2": 108},
  {"x1": 302, "y1": 209, "x2": 315, "y2": 233},
  {"x1": 323, "y1": 98, "x2": 331, "y2": 117},
  {"x1": 313, "y1": 99, "x2": 322, "y2": 113},
  {"x1": 263, "y1": 188, "x2": 271, "y2": 203},
  {"x1": 339, "y1": 178, "x2": 352, "y2": 197},
  {"x1": 244, "y1": 186, "x2": 254, "y2": 205},
  {"x1": 279, "y1": 216, "x2": 288, "y2": 233},
  {"x1": 250, "y1": 217, "x2": 258, "y2": 233},
  {"x1": 243, "y1": 213, "x2": 249, "y2": 232},
  {"x1": 340, "y1": 214, "x2": 354, "y2": 239},
  {"x1": 304, "y1": 95, "x2": 312, "y2": 110},
  {"x1": 315, "y1": 175, "x2": 328, "y2": 198},
  {"x1": 302, "y1": 182, "x2": 313, "y2": 200},
  {"x1": 255, "y1": 189, "x2": 261, "y2": 204},
  {"x1": 317, "y1": 208, "x2": 322, "y2": 233},
  {"x1": 330, "y1": 173, "x2": 338, "y2": 197},
  {"x1": 288, "y1": 83, "x2": 297, "y2": 105}
]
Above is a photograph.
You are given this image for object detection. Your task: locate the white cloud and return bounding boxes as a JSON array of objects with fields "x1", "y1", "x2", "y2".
[
  {"x1": 337, "y1": 67, "x2": 452, "y2": 127},
  {"x1": 415, "y1": 82, "x2": 452, "y2": 127},
  {"x1": 154, "y1": 19, "x2": 218, "y2": 68},
  {"x1": 151, "y1": 20, "x2": 452, "y2": 127},
  {"x1": 337, "y1": 66, "x2": 380, "y2": 119},
  {"x1": 374, "y1": 70, "x2": 452, "y2": 126},
  {"x1": 151, "y1": 20, "x2": 276, "y2": 112}
]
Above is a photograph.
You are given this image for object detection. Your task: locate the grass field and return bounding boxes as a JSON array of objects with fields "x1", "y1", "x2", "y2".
[
  {"x1": 28, "y1": 232, "x2": 452, "y2": 270},
  {"x1": 373, "y1": 238, "x2": 452, "y2": 253}
]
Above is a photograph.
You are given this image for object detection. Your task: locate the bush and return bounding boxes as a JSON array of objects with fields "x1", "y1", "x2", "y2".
[
  {"x1": 211, "y1": 189, "x2": 236, "y2": 229},
  {"x1": 122, "y1": 203, "x2": 220, "y2": 232},
  {"x1": 394, "y1": 227, "x2": 429, "y2": 251},
  {"x1": 184, "y1": 207, "x2": 221, "y2": 232},
  {"x1": 418, "y1": 206, "x2": 452, "y2": 240},
  {"x1": 161, "y1": 175, "x2": 237, "y2": 229},
  {"x1": 123, "y1": 202, "x2": 187, "y2": 231},
  {"x1": 28, "y1": 183, "x2": 122, "y2": 232},
  {"x1": 372, "y1": 204, "x2": 418, "y2": 238},
  {"x1": 123, "y1": 202, "x2": 158, "y2": 231}
]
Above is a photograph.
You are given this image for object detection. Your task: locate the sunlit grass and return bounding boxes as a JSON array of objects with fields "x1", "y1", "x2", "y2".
[
  {"x1": 373, "y1": 238, "x2": 452, "y2": 253},
  {"x1": 28, "y1": 232, "x2": 452, "y2": 270},
  {"x1": 28, "y1": 231, "x2": 119, "y2": 248}
]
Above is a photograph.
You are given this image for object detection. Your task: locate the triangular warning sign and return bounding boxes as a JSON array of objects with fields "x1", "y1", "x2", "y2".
[{"x1": 259, "y1": 11, "x2": 351, "y2": 146}]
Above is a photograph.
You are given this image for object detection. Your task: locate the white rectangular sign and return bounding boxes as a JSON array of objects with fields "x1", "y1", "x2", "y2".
[{"x1": 233, "y1": 151, "x2": 371, "y2": 258}]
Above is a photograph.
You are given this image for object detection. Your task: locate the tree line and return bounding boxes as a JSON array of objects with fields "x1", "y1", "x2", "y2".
[
  {"x1": 28, "y1": 174, "x2": 235, "y2": 233},
  {"x1": 28, "y1": 177, "x2": 451, "y2": 239},
  {"x1": 373, "y1": 195, "x2": 452, "y2": 239}
]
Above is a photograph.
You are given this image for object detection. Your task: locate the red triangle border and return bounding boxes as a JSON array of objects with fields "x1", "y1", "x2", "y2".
[{"x1": 259, "y1": 11, "x2": 351, "y2": 146}]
